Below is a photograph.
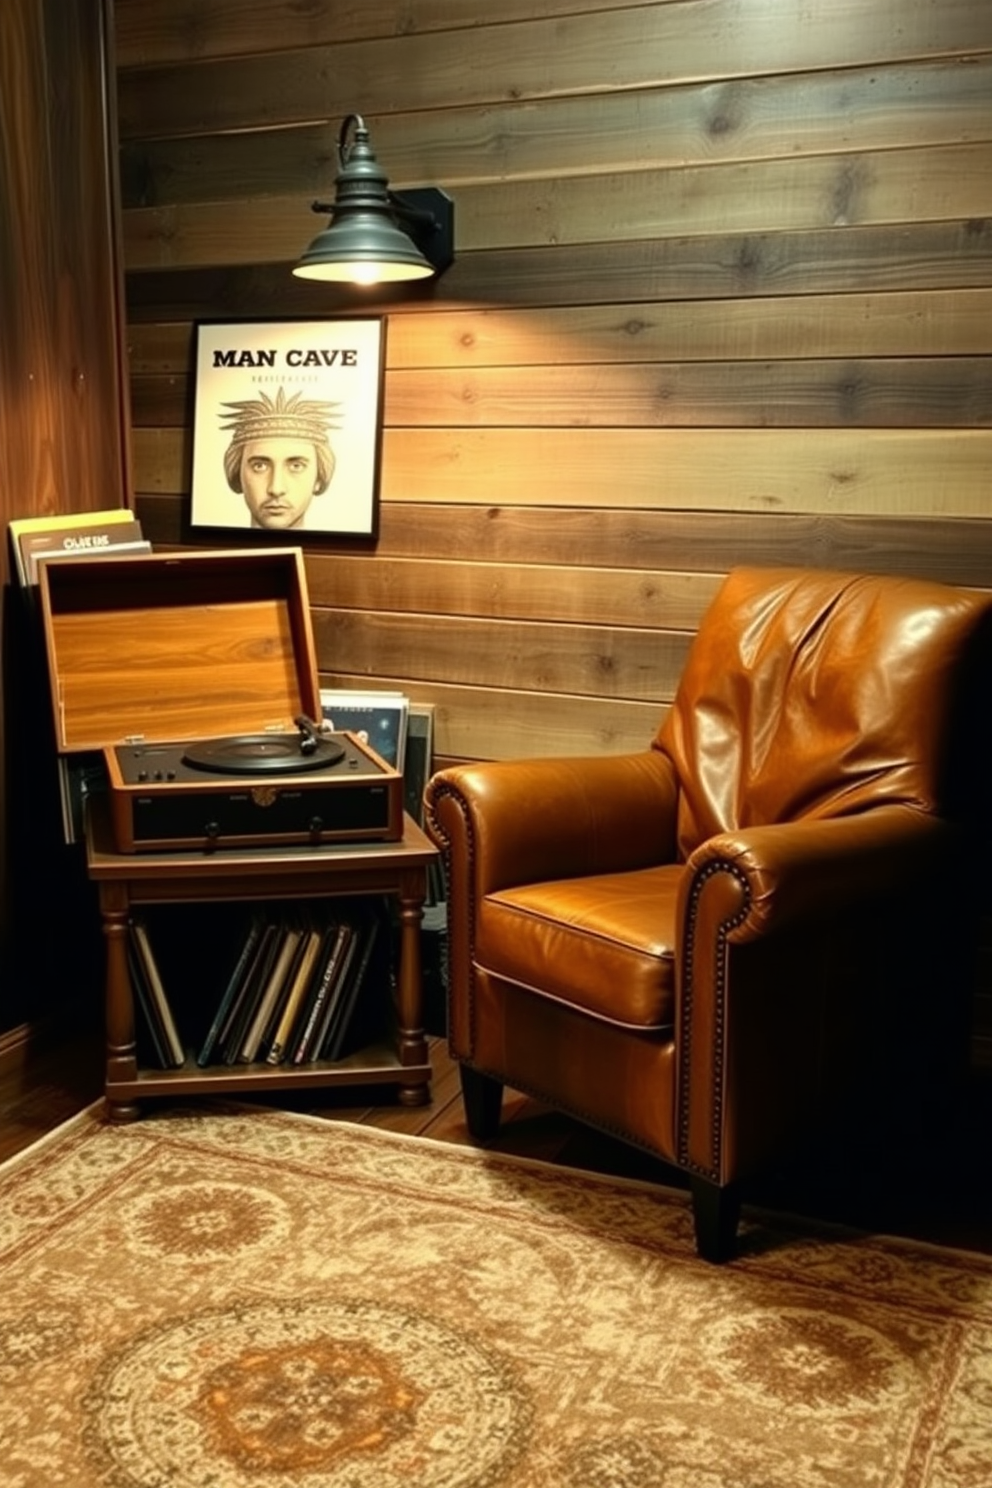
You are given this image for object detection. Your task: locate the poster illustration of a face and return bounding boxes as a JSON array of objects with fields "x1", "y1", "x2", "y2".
[{"x1": 190, "y1": 319, "x2": 385, "y2": 537}]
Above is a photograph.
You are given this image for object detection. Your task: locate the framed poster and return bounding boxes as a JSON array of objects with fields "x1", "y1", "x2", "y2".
[{"x1": 190, "y1": 318, "x2": 385, "y2": 538}]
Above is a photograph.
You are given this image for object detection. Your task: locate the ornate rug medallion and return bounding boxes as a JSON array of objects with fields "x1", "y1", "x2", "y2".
[
  {"x1": 84, "y1": 1296, "x2": 528, "y2": 1487},
  {"x1": 122, "y1": 1179, "x2": 293, "y2": 1263},
  {"x1": 693, "y1": 1304, "x2": 915, "y2": 1413},
  {"x1": 1, "y1": 1102, "x2": 991, "y2": 1488}
]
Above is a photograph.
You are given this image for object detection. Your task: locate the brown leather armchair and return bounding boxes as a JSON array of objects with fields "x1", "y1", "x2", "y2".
[{"x1": 424, "y1": 567, "x2": 992, "y2": 1260}]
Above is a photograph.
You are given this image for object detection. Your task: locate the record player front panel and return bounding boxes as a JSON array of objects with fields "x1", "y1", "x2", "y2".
[{"x1": 104, "y1": 731, "x2": 403, "y2": 852}]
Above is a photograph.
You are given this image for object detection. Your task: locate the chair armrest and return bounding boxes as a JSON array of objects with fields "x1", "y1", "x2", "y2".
[
  {"x1": 681, "y1": 803, "x2": 960, "y2": 943},
  {"x1": 674, "y1": 804, "x2": 964, "y2": 1185},
  {"x1": 425, "y1": 751, "x2": 680, "y2": 897}
]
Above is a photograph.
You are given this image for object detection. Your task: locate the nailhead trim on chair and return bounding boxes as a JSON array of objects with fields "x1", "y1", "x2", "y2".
[
  {"x1": 676, "y1": 858, "x2": 751, "y2": 1183},
  {"x1": 430, "y1": 779, "x2": 759, "y2": 1180},
  {"x1": 424, "y1": 779, "x2": 481, "y2": 1062}
]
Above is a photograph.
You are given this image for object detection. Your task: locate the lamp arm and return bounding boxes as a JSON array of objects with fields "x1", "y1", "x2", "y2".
[
  {"x1": 338, "y1": 112, "x2": 366, "y2": 167},
  {"x1": 388, "y1": 192, "x2": 443, "y2": 233}
]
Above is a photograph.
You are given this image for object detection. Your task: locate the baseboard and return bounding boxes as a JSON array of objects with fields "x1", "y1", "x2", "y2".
[{"x1": 0, "y1": 1019, "x2": 53, "y2": 1080}]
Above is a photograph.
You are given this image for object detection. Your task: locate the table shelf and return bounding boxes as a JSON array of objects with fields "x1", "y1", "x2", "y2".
[{"x1": 86, "y1": 800, "x2": 437, "y2": 1121}]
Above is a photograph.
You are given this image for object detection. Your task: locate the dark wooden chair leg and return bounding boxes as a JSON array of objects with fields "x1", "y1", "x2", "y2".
[
  {"x1": 689, "y1": 1176, "x2": 741, "y2": 1262},
  {"x1": 460, "y1": 1064, "x2": 504, "y2": 1140}
]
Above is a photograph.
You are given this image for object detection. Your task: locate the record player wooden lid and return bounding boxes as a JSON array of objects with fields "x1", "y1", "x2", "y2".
[{"x1": 38, "y1": 547, "x2": 322, "y2": 753}]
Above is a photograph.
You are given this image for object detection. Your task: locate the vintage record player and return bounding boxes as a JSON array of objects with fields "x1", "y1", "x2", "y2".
[{"x1": 38, "y1": 547, "x2": 403, "y2": 852}]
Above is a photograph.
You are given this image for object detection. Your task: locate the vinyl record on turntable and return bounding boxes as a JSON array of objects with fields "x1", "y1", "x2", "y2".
[{"x1": 181, "y1": 733, "x2": 346, "y2": 776}]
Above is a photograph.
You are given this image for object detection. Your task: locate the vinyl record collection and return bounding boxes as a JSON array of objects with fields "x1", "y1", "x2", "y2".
[{"x1": 128, "y1": 901, "x2": 390, "y2": 1070}]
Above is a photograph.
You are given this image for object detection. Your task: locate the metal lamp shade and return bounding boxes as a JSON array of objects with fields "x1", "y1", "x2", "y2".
[
  {"x1": 293, "y1": 115, "x2": 437, "y2": 285},
  {"x1": 294, "y1": 213, "x2": 435, "y2": 284}
]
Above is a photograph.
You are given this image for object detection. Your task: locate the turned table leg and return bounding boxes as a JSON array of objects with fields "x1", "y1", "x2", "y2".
[
  {"x1": 395, "y1": 868, "x2": 430, "y2": 1106},
  {"x1": 100, "y1": 883, "x2": 141, "y2": 1123}
]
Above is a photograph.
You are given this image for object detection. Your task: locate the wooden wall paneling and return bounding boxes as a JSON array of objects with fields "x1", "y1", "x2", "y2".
[
  {"x1": 359, "y1": 506, "x2": 992, "y2": 587},
  {"x1": 129, "y1": 425, "x2": 992, "y2": 515},
  {"x1": 311, "y1": 610, "x2": 693, "y2": 702},
  {"x1": 130, "y1": 358, "x2": 992, "y2": 432},
  {"x1": 132, "y1": 344, "x2": 992, "y2": 426},
  {"x1": 126, "y1": 287, "x2": 992, "y2": 427},
  {"x1": 120, "y1": 142, "x2": 992, "y2": 271},
  {"x1": 382, "y1": 359, "x2": 992, "y2": 428},
  {"x1": 114, "y1": 0, "x2": 992, "y2": 142},
  {"x1": 122, "y1": 219, "x2": 992, "y2": 326},
  {"x1": 382, "y1": 428, "x2": 992, "y2": 512},
  {"x1": 0, "y1": 0, "x2": 130, "y2": 1033},
  {"x1": 304, "y1": 555, "x2": 723, "y2": 630},
  {"x1": 113, "y1": 0, "x2": 648, "y2": 70},
  {"x1": 321, "y1": 676, "x2": 667, "y2": 763},
  {"x1": 128, "y1": 289, "x2": 992, "y2": 373},
  {"x1": 127, "y1": 321, "x2": 193, "y2": 371},
  {"x1": 1, "y1": 0, "x2": 131, "y2": 539},
  {"x1": 133, "y1": 497, "x2": 992, "y2": 597},
  {"x1": 117, "y1": 57, "x2": 992, "y2": 210},
  {"x1": 379, "y1": 291, "x2": 992, "y2": 364},
  {"x1": 130, "y1": 428, "x2": 186, "y2": 494},
  {"x1": 132, "y1": 500, "x2": 992, "y2": 593},
  {"x1": 469, "y1": 144, "x2": 992, "y2": 248}
]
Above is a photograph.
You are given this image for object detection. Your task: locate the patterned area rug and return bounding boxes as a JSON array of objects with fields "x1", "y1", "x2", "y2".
[{"x1": 1, "y1": 1103, "x2": 991, "y2": 1488}]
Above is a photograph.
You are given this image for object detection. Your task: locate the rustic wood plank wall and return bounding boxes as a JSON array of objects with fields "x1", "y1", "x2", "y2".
[
  {"x1": 114, "y1": 0, "x2": 992, "y2": 1060},
  {"x1": 0, "y1": 0, "x2": 130, "y2": 1034}
]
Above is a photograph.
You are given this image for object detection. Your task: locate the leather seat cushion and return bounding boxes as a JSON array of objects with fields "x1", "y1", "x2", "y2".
[{"x1": 477, "y1": 865, "x2": 681, "y2": 1029}]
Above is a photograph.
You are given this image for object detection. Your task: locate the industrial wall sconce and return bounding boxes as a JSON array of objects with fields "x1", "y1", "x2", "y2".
[{"x1": 293, "y1": 114, "x2": 454, "y2": 286}]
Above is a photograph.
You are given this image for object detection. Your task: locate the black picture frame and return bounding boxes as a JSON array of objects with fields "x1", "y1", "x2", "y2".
[{"x1": 189, "y1": 317, "x2": 386, "y2": 539}]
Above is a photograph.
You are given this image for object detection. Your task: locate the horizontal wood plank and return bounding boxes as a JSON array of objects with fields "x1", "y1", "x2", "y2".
[
  {"x1": 115, "y1": 0, "x2": 992, "y2": 141},
  {"x1": 131, "y1": 424, "x2": 992, "y2": 515},
  {"x1": 312, "y1": 610, "x2": 692, "y2": 702},
  {"x1": 125, "y1": 290, "x2": 992, "y2": 376},
  {"x1": 378, "y1": 428, "x2": 992, "y2": 514},
  {"x1": 123, "y1": 220, "x2": 992, "y2": 320},
  {"x1": 383, "y1": 358, "x2": 992, "y2": 428},
  {"x1": 319, "y1": 673, "x2": 666, "y2": 759},
  {"x1": 118, "y1": 57, "x2": 992, "y2": 208},
  {"x1": 113, "y1": 0, "x2": 648, "y2": 69},
  {"x1": 361, "y1": 506, "x2": 992, "y2": 587},
  {"x1": 476, "y1": 143, "x2": 992, "y2": 248},
  {"x1": 384, "y1": 291, "x2": 992, "y2": 367},
  {"x1": 130, "y1": 358, "x2": 992, "y2": 430},
  {"x1": 305, "y1": 554, "x2": 723, "y2": 629},
  {"x1": 121, "y1": 143, "x2": 992, "y2": 270},
  {"x1": 133, "y1": 495, "x2": 992, "y2": 590}
]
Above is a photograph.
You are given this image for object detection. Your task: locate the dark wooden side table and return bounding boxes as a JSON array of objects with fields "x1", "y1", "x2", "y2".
[{"x1": 84, "y1": 798, "x2": 437, "y2": 1121}]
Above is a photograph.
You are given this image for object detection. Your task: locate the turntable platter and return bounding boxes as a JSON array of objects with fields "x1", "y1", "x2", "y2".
[{"x1": 182, "y1": 732, "x2": 346, "y2": 776}]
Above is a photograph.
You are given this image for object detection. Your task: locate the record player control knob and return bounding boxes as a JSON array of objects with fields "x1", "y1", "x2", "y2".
[
  {"x1": 309, "y1": 816, "x2": 324, "y2": 833},
  {"x1": 205, "y1": 821, "x2": 220, "y2": 840}
]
